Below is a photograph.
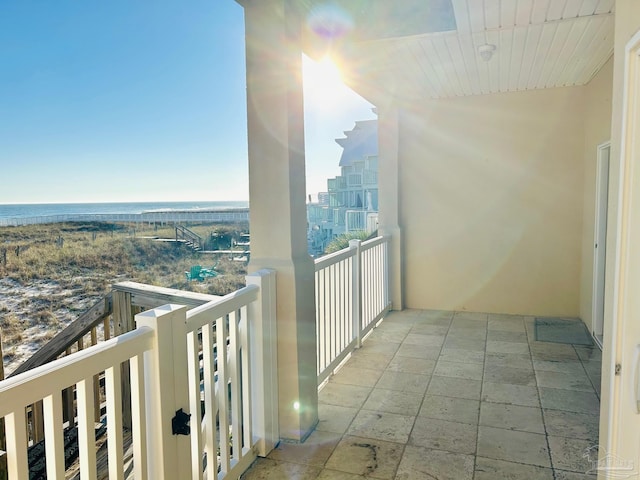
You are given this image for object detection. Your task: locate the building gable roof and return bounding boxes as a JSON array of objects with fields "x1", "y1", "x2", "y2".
[{"x1": 336, "y1": 119, "x2": 378, "y2": 167}]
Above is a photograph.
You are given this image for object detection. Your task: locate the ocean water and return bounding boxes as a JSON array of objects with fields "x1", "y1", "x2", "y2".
[{"x1": 0, "y1": 201, "x2": 249, "y2": 221}]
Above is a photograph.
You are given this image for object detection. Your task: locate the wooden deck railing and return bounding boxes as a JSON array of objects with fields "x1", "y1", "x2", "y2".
[{"x1": 175, "y1": 225, "x2": 203, "y2": 251}]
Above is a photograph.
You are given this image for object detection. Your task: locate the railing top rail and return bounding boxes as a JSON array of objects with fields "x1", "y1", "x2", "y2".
[
  {"x1": 361, "y1": 235, "x2": 389, "y2": 251},
  {"x1": 185, "y1": 284, "x2": 259, "y2": 331},
  {"x1": 113, "y1": 281, "x2": 219, "y2": 309},
  {"x1": 10, "y1": 293, "x2": 114, "y2": 377},
  {"x1": 0, "y1": 327, "x2": 154, "y2": 417},
  {"x1": 314, "y1": 235, "x2": 388, "y2": 271},
  {"x1": 11, "y1": 282, "x2": 222, "y2": 378},
  {"x1": 176, "y1": 225, "x2": 202, "y2": 245},
  {"x1": 314, "y1": 245, "x2": 357, "y2": 271}
]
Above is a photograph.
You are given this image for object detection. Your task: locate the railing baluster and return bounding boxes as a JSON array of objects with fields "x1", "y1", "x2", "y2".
[
  {"x1": 104, "y1": 316, "x2": 111, "y2": 341},
  {"x1": 113, "y1": 291, "x2": 133, "y2": 431},
  {"x1": 350, "y1": 240, "x2": 362, "y2": 348},
  {"x1": 187, "y1": 329, "x2": 204, "y2": 479},
  {"x1": 63, "y1": 348, "x2": 75, "y2": 425},
  {"x1": 323, "y1": 269, "x2": 329, "y2": 372},
  {"x1": 31, "y1": 400, "x2": 44, "y2": 443},
  {"x1": 229, "y1": 310, "x2": 242, "y2": 463},
  {"x1": 77, "y1": 377, "x2": 98, "y2": 480},
  {"x1": 240, "y1": 305, "x2": 252, "y2": 453},
  {"x1": 201, "y1": 321, "x2": 218, "y2": 479},
  {"x1": 5, "y1": 409, "x2": 28, "y2": 479},
  {"x1": 325, "y1": 266, "x2": 331, "y2": 367},
  {"x1": 338, "y1": 262, "x2": 344, "y2": 358},
  {"x1": 106, "y1": 365, "x2": 124, "y2": 480},
  {"x1": 315, "y1": 270, "x2": 322, "y2": 375},
  {"x1": 129, "y1": 353, "x2": 148, "y2": 480},
  {"x1": 91, "y1": 327, "x2": 101, "y2": 422},
  {"x1": 217, "y1": 313, "x2": 231, "y2": 474},
  {"x1": 43, "y1": 392, "x2": 65, "y2": 479},
  {"x1": 364, "y1": 248, "x2": 370, "y2": 324},
  {"x1": 330, "y1": 265, "x2": 335, "y2": 367}
]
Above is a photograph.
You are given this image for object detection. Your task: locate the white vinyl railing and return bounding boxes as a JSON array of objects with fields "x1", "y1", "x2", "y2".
[
  {"x1": 315, "y1": 236, "x2": 391, "y2": 385},
  {"x1": 345, "y1": 210, "x2": 379, "y2": 233},
  {"x1": 0, "y1": 269, "x2": 277, "y2": 480},
  {"x1": 0, "y1": 327, "x2": 154, "y2": 480},
  {"x1": 359, "y1": 236, "x2": 390, "y2": 327},
  {"x1": 347, "y1": 173, "x2": 362, "y2": 186},
  {"x1": 362, "y1": 170, "x2": 378, "y2": 186}
]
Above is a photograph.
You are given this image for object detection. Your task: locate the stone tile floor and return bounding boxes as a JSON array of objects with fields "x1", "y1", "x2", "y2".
[{"x1": 241, "y1": 310, "x2": 602, "y2": 479}]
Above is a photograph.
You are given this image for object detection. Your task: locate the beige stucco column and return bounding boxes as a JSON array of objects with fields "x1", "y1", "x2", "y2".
[
  {"x1": 241, "y1": 0, "x2": 318, "y2": 442},
  {"x1": 377, "y1": 106, "x2": 404, "y2": 310}
]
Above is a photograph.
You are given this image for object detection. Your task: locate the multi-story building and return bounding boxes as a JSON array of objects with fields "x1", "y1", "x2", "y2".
[{"x1": 308, "y1": 119, "x2": 379, "y2": 256}]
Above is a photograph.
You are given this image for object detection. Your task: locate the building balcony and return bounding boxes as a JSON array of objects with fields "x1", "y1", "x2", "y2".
[
  {"x1": 327, "y1": 177, "x2": 347, "y2": 192},
  {"x1": 0, "y1": 237, "x2": 391, "y2": 479},
  {"x1": 243, "y1": 309, "x2": 602, "y2": 479},
  {"x1": 344, "y1": 171, "x2": 378, "y2": 188},
  {"x1": 0, "y1": 234, "x2": 602, "y2": 479},
  {"x1": 362, "y1": 170, "x2": 378, "y2": 186},
  {"x1": 346, "y1": 173, "x2": 362, "y2": 187}
]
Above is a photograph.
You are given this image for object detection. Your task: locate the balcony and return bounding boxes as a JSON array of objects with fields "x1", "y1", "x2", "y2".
[
  {"x1": 0, "y1": 237, "x2": 391, "y2": 479},
  {"x1": 243, "y1": 309, "x2": 602, "y2": 479},
  {"x1": 345, "y1": 210, "x2": 379, "y2": 233},
  {"x1": 0, "y1": 234, "x2": 602, "y2": 478},
  {"x1": 346, "y1": 174, "x2": 362, "y2": 187},
  {"x1": 327, "y1": 177, "x2": 347, "y2": 192},
  {"x1": 362, "y1": 170, "x2": 378, "y2": 186},
  {"x1": 342, "y1": 171, "x2": 378, "y2": 189}
]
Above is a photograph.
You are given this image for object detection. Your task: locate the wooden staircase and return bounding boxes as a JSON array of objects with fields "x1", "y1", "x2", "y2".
[{"x1": 175, "y1": 225, "x2": 203, "y2": 252}]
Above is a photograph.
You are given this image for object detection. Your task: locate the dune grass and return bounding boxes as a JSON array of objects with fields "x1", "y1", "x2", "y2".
[
  {"x1": 0, "y1": 221, "x2": 249, "y2": 292},
  {"x1": 0, "y1": 221, "x2": 250, "y2": 368}
]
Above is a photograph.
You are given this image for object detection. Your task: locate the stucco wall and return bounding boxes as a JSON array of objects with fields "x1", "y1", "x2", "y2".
[
  {"x1": 399, "y1": 87, "x2": 588, "y2": 316},
  {"x1": 579, "y1": 56, "x2": 614, "y2": 330}
]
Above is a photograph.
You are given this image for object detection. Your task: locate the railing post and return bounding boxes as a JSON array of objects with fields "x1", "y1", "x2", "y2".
[
  {"x1": 113, "y1": 290, "x2": 133, "y2": 430},
  {"x1": 246, "y1": 269, "x2": 279, "y2": 457},
  {"x1": 383, "y1": 235, "x2": 391, "y2": 309},
  {"x1": 135, "y1": 305, "x2": 191, "y2": 480},
  {"x1": 349, "y1": 240, "x2": 363, "y2": 348}
]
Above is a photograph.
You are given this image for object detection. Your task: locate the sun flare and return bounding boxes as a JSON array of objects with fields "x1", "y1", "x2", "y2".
[{"x1": 303, "y1": 55, "x2": 348, "y2": 110}]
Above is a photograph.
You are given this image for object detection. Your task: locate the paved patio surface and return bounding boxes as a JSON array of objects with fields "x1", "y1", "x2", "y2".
[{"x1": 241, "y1": 309, "x2": 602, "y2": 479}]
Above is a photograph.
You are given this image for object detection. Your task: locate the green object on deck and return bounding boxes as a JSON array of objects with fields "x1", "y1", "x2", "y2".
[{"x1": 185, "y1": 264, "x2": 218, "y2": 282}]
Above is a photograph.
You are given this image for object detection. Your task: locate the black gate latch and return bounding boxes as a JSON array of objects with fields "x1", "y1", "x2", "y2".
[{"x1": 172, "y1": 408, "x2": 191, "y2": 436}]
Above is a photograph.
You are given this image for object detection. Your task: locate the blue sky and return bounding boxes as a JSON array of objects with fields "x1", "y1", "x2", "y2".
[{"x1": 0, "y1": 1, "x2": 375, "y2": 204}]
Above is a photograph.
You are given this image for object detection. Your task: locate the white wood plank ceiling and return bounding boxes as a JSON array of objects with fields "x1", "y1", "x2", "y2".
[{"x1": 314, "y1": 0, "x2": 615, "y2": 100}]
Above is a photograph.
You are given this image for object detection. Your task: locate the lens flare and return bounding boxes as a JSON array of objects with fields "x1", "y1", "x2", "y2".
[
  {"x1": 307, "y1": 3, "x2": 353, "y2": 40},
  {"x1": 303, "y1": 54, "x2": 348, "y2": 111}
]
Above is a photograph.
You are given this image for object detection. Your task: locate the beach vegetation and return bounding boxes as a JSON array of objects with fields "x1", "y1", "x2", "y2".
[
  {"x1": 0, "y1": 221, "x2": 249, "y2": 371},
  {"x1": 324, "y1": 230, "x2": 377, "y2": 254}
]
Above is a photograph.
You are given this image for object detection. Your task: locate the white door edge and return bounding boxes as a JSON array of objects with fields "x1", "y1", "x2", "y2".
[{"x1": 605, "y1": 27, "x2": 640, "y2": 463}]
